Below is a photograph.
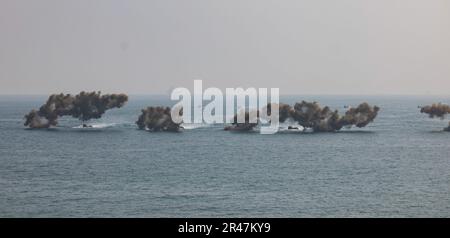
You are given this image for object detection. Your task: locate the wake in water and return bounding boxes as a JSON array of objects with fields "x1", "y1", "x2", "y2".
[
  {"x1": 72, "y1": 123, "x2": 117, "y2": 129},
  {"x1": 181, "y1": 123, "x2": 214, "y2": 130},
  {"x1": 277, "y1": 121, "x2": 305, "y2": 133}
]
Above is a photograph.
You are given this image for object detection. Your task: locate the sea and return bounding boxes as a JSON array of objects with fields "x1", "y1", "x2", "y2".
[{"x1": 0, "y1": 95, "x2": 449, "y2": 217}]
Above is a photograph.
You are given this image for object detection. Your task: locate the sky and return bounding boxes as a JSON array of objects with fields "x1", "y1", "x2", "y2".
[{"x1": 0, "y1": 0, "x2": 449, "y2": 95}]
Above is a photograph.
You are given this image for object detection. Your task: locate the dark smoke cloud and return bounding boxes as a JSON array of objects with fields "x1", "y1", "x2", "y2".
[
  {"x1": 136, "y1": 106, "x2": 183, "y2": 132},
  {"x1": 291, "y1": 101, "x2": 379, "y2": 132},
  {"x1": 227, "y1": 101, "x2": 380, "y2": 132},
  {"x1": 420, "y1": 103, "x2": 450, "y2": 131},
  {"x1": 339, "y1": 102, "x2": 380, "y2": 128},
  {"x1": 420, "y1": 103, "x2": 450, "y2": 119},
  {"x1": 265, "y1": 103, "x2": 293, "y2": 123},
  {"x1": 24, "y1": 91, "x2": 128, "y2": 128},
  {"x1": 291, "y1": 101, "x2": 339, "y2": 131}
]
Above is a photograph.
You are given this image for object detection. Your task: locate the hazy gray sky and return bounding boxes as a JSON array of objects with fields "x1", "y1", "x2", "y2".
[{"x1": 1, "y1": 0, "x2": 449, "y2": 95}]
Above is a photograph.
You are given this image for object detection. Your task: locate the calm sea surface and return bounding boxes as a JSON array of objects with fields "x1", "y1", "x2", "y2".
[{"x1": 0, "y1": 95, "x2": 449, "y2": 217}]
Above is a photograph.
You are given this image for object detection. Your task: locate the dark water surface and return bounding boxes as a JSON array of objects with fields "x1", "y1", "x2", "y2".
[{"x1": 0, "y1": 95, "x2": 449, "y2": 217}]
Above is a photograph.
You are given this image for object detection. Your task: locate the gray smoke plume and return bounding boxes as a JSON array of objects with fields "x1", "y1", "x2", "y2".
[
  {"x1": 233, "y1": 101, "x2": 380, "y2": 132},
  {"x1": 420, "y1": 103, "x2": 450, "y2": 119},
  {"x1": 291, "y1": 101, "x2": 337, "y2": 131},
  {"x1": 420, "y1": 103, "x2": 450, "y2": 131},
  {"x1": 136, "y1": 106, "x2": 183, "y2": 132},
  {"x1": 265, "y1": 103, "x2": 293, "y2": 123},
  {"x1": 339, "y1": 102, "x2": 380, "y2": 129},
  {"x1": 24, "y1": 91, "x2": 128, "y2": 128},
  {"x1": 291, "y1": 101, "x2": 379, "y2": 132}
]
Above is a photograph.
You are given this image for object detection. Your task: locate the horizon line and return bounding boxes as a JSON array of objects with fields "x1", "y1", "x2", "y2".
[{"x1": 0, "y1": 93, "x2": 449, "y2": 97}]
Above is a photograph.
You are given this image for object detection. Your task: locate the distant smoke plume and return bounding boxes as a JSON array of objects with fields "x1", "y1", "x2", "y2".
[
  {"x1": 136, "y1": 106, "x2": 183, "y2": 132},
  {"x1": 291, "y1": 101, "x2": 379, "y2": 132},
  {"x1": 338, "y1": 102, "x2": 380, "y2": 129},
  {"x1": 420, "y1": 103, "x2": 450, "y2": 119},
  {"x1": 265, "y1": 103, "x2": 293, "y2": 123},
  {"x1": 420, "y1": 103, "x2": 450, "y2": 131},
  {"x1": 24, "y1": 91, "x2": 128, "y2": 128},
  {"x1": 291, "y1": 101, "x2": 338, "y2": 131},
  {"x1": 228, "y1": 101, "x2": 380, "y2": 132}
]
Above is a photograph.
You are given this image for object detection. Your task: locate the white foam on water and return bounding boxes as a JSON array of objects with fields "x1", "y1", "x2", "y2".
[
  {"x1": 277, "y1": 122, "x2": 304, "y2": 132},
  {"x1": 181, "y1": 123, "x2": 211, "y2": 130},
  {"x1": 72, "y1": 123, "x2": 117, "y2": 129}
]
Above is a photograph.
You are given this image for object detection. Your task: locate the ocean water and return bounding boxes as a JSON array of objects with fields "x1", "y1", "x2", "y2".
[{"x1": 0, "y1": 95, "x2": 449, "y2": 217}]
